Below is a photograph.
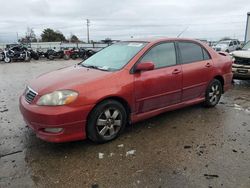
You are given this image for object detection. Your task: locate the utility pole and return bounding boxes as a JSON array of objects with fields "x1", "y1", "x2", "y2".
[{"x1": 86, "y1": 19, "x2": 90, "y2": 43}]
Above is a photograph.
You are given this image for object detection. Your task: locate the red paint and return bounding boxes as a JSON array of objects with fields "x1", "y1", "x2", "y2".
[{"x1": 19, "y1": 38, "x2": 233, "y2": 142}]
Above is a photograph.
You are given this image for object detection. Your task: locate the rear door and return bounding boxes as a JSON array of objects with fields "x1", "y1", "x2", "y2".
[
  {"x1": 178, "y1": 41, "x2": 213, "y2": 101},
  {"x1": 134, "y1": 42, "x2": 182, "y2": 113}
]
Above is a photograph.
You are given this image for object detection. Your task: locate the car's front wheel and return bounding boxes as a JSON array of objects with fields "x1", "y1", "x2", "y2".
[
  {"x1": 204, "y1": 79, "x2": 222, "y2": 107},
  {"x1": 87, "y1": 100, "x2": 127, "y2": 143}
]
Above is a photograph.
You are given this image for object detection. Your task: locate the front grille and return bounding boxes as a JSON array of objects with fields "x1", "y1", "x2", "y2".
[
  {"x1": 25, "y1": 87, "x2": 38, "y2": 103},
  {"x1": 234, "y1": 57, "x2": 250, "y2": 65}
]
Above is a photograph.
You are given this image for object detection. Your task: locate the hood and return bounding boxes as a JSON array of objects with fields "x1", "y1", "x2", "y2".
[
  {"x1": 231, "y1": 50, "x2": 250, "y2": 58},
  {"x1": 29, "y1": 65, "x2": 112, "y2": 94}
]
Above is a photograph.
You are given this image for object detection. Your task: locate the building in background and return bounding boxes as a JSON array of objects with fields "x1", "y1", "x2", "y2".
[{"x1": 245, "y1": 12, "x2": 250, "y2": 43}]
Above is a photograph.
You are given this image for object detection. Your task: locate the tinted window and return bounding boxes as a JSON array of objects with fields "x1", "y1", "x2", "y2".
[
  {"x1": 140, "y1": 43, "x2": 176, "y2": 68},
  {"x1": 229, "y1": 42, "x2": 233, "y2": 46},
  {"x1": 233, "y1": 41, "x2": 237, "y2": 45},
  {"x1": 179, "y1": 42, "x2": 204, "y2": 64}
]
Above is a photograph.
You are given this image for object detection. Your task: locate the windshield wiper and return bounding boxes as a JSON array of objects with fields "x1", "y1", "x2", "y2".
[{"x1": 81, "y1": 64, "x2": 109, "y2": 71}]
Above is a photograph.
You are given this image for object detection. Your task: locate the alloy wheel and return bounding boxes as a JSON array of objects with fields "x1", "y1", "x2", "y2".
[
  {"x1": 208, "y1": 84, "x2": 221, "y2": 105},
  {"x1": 96, "y1": 108, "x2": 122, "y2": 138}
]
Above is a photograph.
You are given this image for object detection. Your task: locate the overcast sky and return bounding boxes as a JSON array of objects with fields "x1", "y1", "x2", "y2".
[{"x1": 0, "y1": 0, "x2": 249, "y2": 42}]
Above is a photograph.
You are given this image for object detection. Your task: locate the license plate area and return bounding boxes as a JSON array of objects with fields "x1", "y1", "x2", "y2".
[{"x1": 237, "y1": 69, "x2": 248, "y2": 74}]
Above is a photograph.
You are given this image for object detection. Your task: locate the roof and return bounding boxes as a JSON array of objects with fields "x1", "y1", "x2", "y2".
[{"x1": 124, "y1": 37, "x2": 203, "y2": 43}]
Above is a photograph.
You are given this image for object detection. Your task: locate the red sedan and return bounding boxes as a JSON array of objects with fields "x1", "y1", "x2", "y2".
[{"x1": 19, "y1": 38, "x2": 233, "y2": 143}]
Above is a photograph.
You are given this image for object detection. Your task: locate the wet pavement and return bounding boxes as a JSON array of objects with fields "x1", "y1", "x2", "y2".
[{"x1": 0, "y1": 60, "x2": 250, "y2": 188}]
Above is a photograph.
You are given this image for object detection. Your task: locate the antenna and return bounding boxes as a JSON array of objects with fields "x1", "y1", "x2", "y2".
[{"x1": 177, "y1": 26, "x2": 189, "y2": 38}]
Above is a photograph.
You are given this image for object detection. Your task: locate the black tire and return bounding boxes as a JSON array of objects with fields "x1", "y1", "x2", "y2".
[
  {"x1": 63, "y1": 55, "x2": 70, "y2": 60},
  {"x1": 33, "y1": 54, "x2": 39, "y2": 60},
  {"x1": 204, "y1": 79, "x2": 222, "y2": 107},
  {"x1": 4, "y1": 57, "x2": 11, "y2": 63},
  {"x1": 225, "y1": 49, "x2": 229, "y2": 53},
  {"x1": 87, "y1": 100, "x2": 127, "y2": 143},
  {"x1": 25, "y1": 55, "x2": 31, "y2": 62},
  {"x1": 0, "y1": 53, "x2": 4, "y2": 61},
  {"x1": 71, "y1": 54, "x2": 77, "y2": 60}
]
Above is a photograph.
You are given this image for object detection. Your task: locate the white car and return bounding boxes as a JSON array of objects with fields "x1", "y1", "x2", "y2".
[
  {"x1": 213, "y1": 39, "x2": 241, "y2": 53},
  {"x1": 231, "y1": 41, "x2": 250, "y2": 79}
]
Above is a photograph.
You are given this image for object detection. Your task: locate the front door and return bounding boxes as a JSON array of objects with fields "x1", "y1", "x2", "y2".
[{"x1": 134, "y1": 42, "x2": 182, "y2": 113}]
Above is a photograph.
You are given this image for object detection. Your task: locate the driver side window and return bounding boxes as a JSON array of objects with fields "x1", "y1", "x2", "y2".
[{"x1": 140, "y1": 42, "x2": 176, "y2": 69}]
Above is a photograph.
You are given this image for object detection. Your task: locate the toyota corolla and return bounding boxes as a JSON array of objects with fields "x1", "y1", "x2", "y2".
[{"x1": 19, "y1": 38, "x2": 233, "y2": 143}]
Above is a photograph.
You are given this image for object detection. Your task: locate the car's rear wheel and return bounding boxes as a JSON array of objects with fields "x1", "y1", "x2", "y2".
[
  {"x1": 204, "y1": 79, "x2": 222, "y2": 107},
  {"x1": 87, "y1": 100, "x2": 127, "y2": 143}
]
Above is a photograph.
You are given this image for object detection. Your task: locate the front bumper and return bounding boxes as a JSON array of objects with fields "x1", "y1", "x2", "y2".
[
  {"x1": 232, "y1": 65, "x2": 250, "y2": 79},
  {"x1": 19, "y1": 95, "x2": 94, "y2": 143}
]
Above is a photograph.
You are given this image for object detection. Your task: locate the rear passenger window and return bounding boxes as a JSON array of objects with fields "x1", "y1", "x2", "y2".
[
  {"x1": 202, "y1": 49, "x2": 211, "y2": 60},
  {"x1": 179, "y1": 42, "x2": 204, "y2": 64},
  {"x1": 233, "y1": 41, "x2": 237, "y2": 45},
  {"x1": 140, "y1": 42, "x2": 176, "y2": 68}
]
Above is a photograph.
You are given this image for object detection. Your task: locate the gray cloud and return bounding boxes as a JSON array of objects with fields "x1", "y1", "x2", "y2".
[{"x1": 0, "y1": 0, "x2": 249, "y2": 42}]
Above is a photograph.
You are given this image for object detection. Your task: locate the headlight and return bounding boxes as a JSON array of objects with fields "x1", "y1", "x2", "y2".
[
  {"x1": 37, "y1": 90, "x2": 78, "y2": 106},
  {"x1": 229, "y1": 53, "x2": 235, "y2": 61}
]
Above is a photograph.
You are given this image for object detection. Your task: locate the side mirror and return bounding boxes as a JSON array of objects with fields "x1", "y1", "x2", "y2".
[{"x1": 135, "y1": 61, "x2": 155, "y2": 72}]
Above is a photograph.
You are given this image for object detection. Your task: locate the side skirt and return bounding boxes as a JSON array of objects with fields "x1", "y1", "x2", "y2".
[{"x1": 131, "y1": 97, "x2": 205, "y2": 123}]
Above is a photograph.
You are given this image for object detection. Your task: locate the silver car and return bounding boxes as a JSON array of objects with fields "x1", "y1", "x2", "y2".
[
  {"x1": 213, "y1": 39, "x2": 241, "y2": 53},
  {"x1": 231, "y1": 41, "x2": 250, "y2": 79}
]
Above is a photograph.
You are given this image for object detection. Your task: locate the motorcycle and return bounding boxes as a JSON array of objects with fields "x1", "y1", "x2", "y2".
[
  {"x1": 68, "y1": 48, "x2": 86, "y2": 60},
  {"x1": 2, "y1": 45, "x2": 31, "y2": 63},
  {"x1": 27, "y1": 48, "x2": 39, "y2": 60},
  {"x1": 46, "y1": 48, "x2": 64, "y2": 60},
  {"x1": 83, "y1": 48, "x2": 99, "y2": 60},
  {"x1": 65, "y1": 48, "x2": 98, "y2": 60},
  {"x1": 0, "y1": 49, "x2": 4, "y2": 61}
]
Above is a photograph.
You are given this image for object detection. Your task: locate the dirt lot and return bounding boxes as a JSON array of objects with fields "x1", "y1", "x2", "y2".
[{"x1": 0, "y1": 60, "x2": 250, "y2": 188}]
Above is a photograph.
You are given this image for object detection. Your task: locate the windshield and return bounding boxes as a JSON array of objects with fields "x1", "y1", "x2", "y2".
[
  {"x1": 243, "y1": 41, "x2": 250, "y2": 50},
  {"x1": 81, "y1": 42, "x2": 147, "y2": 71},
  {"x1": 217, "y1": 41, "x2": 230, "y2": 46}
]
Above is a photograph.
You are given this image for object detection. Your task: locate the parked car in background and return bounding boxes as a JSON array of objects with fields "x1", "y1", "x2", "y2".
[
  {"x1": 231, "y1": 40, "x2": 250, "y2": 79},
  {"x1": 19, "y1": 38, "x2": 233, "y2": 143},
  {"x1": 213, "y1": 39, "x2": 241, "y2": 53}
]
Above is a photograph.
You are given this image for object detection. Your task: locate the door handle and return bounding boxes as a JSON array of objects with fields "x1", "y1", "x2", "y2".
[
  {"x1": 172, "y1": 69, "x2": 181, "y2": 74},
  {"x1": 205, "y1": 62, "x2": 211, "y2": 67}
]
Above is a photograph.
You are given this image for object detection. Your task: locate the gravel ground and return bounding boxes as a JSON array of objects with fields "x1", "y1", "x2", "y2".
[{"x1": 0, "y1": 60, "x2": 250, "y2": 188}]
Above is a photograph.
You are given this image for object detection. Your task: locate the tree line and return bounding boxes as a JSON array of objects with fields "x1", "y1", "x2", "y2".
[{"x1": 19, "y1": 28, "x2": 80, "y2": 43}]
